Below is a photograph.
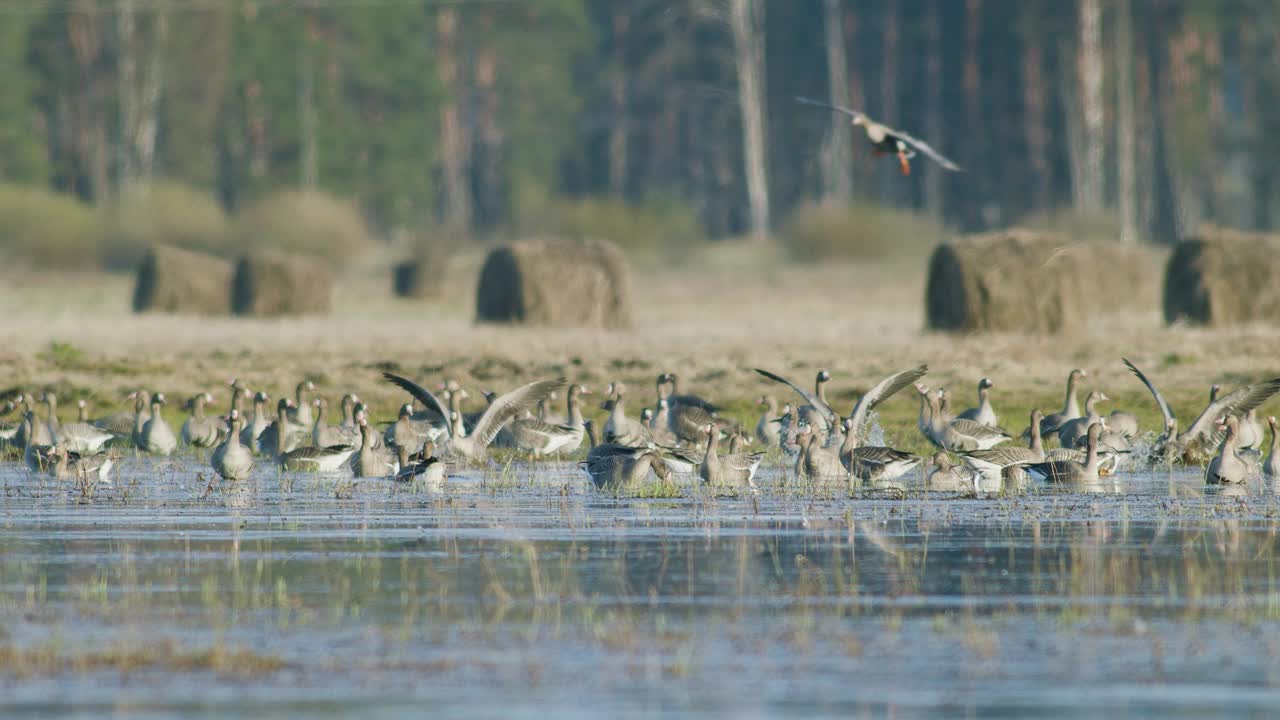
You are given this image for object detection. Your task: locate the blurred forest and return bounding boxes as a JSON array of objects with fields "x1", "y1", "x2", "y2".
[{"x1": 0, "y1": 0, "x2": 1276, "y2": 266}]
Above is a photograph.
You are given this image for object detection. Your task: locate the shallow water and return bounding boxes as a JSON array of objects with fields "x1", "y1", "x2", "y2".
[{"x1": 3, "y1": 457, "x2": 1280, "y2": 718}]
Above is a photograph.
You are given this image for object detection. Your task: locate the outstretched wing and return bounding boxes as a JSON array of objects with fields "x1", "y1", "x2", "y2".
[
  {"x1": 1184, "y1": 377, "x2": 1280, "y2": 447},
  {"x1": 754, "y1": 368, "x2": 836, "y2": 426},
  {"x1": 1122, "y1": 358, "x2": 1176, "y2": 430},
  {"x1": 795, "y1": 96, "x2": 862, "y2": 120},
  {"x1": 847, "y1": 365, "x2": 929, "y2": 440},
  {"x1": 471, "y1": 378, "x2": 566, "y2": 448},
  {"x1": 382, "y1": 373, "x2": 450, "y2": 431},
  {"x1": 888, "y1": 127, "x2": 964, "y2": 172}
]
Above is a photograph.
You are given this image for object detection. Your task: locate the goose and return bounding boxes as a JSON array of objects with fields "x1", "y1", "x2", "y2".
[
  {"x1": 1124, "y1": 358, "x2": 1280, "y2": 465},
  {"x1": 259, "y1": 399, "x2": 309, "y2": 457},
  {"x1": 794, "y1": 425, "x2": 848, "y2": 482},
  {"x1": 286, "y1": 381, "x2": 316, "y2": 427},
  {"x1": 699, "y1": 423, "x2": 764, "y2": 492},
  {"x1": 1264, "y1": 417, "x2": 1280, "y2": 479},
  {"x1": 1055, "y1": 391, "x2": 1108, "y2": 449},
  {"x1": 513, "y1": 383, "x2": 589, "y2": 455},
  {"x1": 961, "y1": 409, "x2": 1046, "y2": 485},
  {"x1": 644, "y1": 402, "x2": 680, "y2": 447},
  {"x1": 129, "y1": 390, "x2": 151, "y2": 450},
  {"x1": 754, "y1": 368, "x2": 837, "y2": 441},
  {"x1": 22, "y1": 412, "x2": 56, "y2": 472},
  {"x1": 241, "y1": 391, "x2": 272, "y2": 453},
  {"x1": 1238, "y1": 409, "x2": 1265, "y2": 452},
  {"x1": 919, "y1": 384, "x2": 1010, "y2": 451},
  {"x1": 1028, "y1": 422, "x2": 1103, "y2": 484},
  {"x1": 57, "y1": 399, "x2": 115, "y2": 454},
  {"x1": 659, "y1": 373, "x2": 719, "y2": 414},
  {"x1": 48, "y1": 445, "x2": 113, "y2": 483},
  {"x1": 338, "y1": 394, "x2": 359, "y2": 430},
  {"x1": 39, "y1": 393, "x2": 62, "y2": 444},
  {"x1": 837, "y1": 418, "x2": 921, "y2": 484},
  {"x1": 139, "y1": 394, "x2": 177, "y2": 456},
  {"x1": 312, "y1": 397, "x2": 359, "y2": 448},
  {"x1": 211, "y1": 410, "x2": 254, "y2": 481},
  {"x1": 180, "y1": 393, "x2": 223, "y2": 448},
  {"x1": 755, "y1": 395, "x2": 781, "y2": 448},
  {"x1": 1206, "y1": 415, "x2": 1251, "y2": 485},
  {"x1": 279, "y1": 442, "x2": 357, "y2": 473},
  {"x1": 795, "y1": 96, "x2": 963, "y2": 175},
  {"x1": 957, "y1": 377, "x2": 998, "y2": 427},
  {"x1": 844, "y1": 365, "x2": 929, "y2": 448},
  {"x1": 927, "y1": 452, "x2": 975, "y2": 492},
  {"x1": 537, "y1": 390, "x2": 566, "y2": 425},
  {"x1": 777, "y1": 403, "x2": 800, "y2": 455},
  {"x1": 0, "y1": 398, "x2": 20, "y2": 446},
  {"x1": 383, "y1": 398, "x2": 446, "y2": 449},
  {"x1": 601, "y1": 383, "x2": 653, "y2": 447},
  {"x1": 581, "y1": 420, "x2": 672, "y2": 490},
  {"x1": 382, "y1": 372, "x2": 564, "y2": 462},
  {"x1": 352, "y1": 414, "x2": 400, "y2": 478},
  {"x1": 394, "y1": 440, "x2": 446, "y2": 485},
  {"x1": 386, "y1": 403, "x2": 431, "y2": 454},
  {"x1": 1041, "y1": 369, "x2": 1087, "y2": 435}
]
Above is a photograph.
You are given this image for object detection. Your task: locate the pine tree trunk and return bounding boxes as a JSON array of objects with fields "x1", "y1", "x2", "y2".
[
  {"x1": 878, "y1": 0, "x2": 899, "y2": 204},
  {"x1": 608, "y1": 10, "x2": 629, "y2": 197},
  {"x1": 821, "y1": 0, "x2": 852, "y2": 203},
  {"x1": 1021, "y1": 3, "x2": 1050, "y2": 212},
  {"x1": 1116, "y1": 0, "x2": 1137, "y2": 243},
  {"x1": 729, "y1": 0, "x2": 770, "y2": 242},
  {"x1": 116, "y1": 0, "x2": 137, "y2": 188},
  {"x1": 1076, "y1": 0, "x2": 1104, "y2": 211},
  {"x1": 298, "y1": 15, "x2": 318, "y2": 189},
  {"x1": 923, "y1": 0, "x2": 944, "y2": 218},
  {"x1": 436, "y1": 7, "x2": 472, "y2": 232}
]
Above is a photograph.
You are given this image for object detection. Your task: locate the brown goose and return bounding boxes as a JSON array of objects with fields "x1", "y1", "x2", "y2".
[
  {"x1": 211, "y1": 410, "x2": 254, "y2": 481},
  {"x1": 287, "y1": 381, "x2": 317, "y2": 428},
  {"x1": 394, "y1": 439, "x2": 446, "y2": 485},
  {"x1": 927, "y1": 452, "x2": 975, "y2": 492},
  {"x1": 601, "y1": 383, "x2": 653, "y2": 447},
  {"x1": 794, "y1": 425, "x2": 848, "y2": 482},
  {"x1": 57, "y1": 398, "x2": 114, "y2": 454},
  {"x1": 180, "y1": 393, "x2": 223, "y2": 448},
  {"x1": 845, "y1": 365, "x2": 929, "y2": 448},
  {"x1": 1040, "y1": 369, "x2": 1088, "y2": 436},
  {"x1": 699, "y1": 423, "x2": 764, "y2": 492},
  {"x1": 1056, "y1": 391, "x2": 1108, "y2": 449},
  {"x1": 1206, "y1": 416, "x2": 1250, "y2": 485},
  {"x1": 139, "y1": 394, "x2": 177, "y2": 456},
  {"x1": 259, "y1": 399, "x2": 308, "y2": 457},
  {"x1": 382, "y1": 372, "x2": 564, "y2": 462},
  {"x1": 837, "y1": 418, "x2": 921, "y2": 484},
  {"x1": 352, "y1": 414, "x2": 400, "y2": 478},
  {"x1": 1028, "y1": 423, "x2": 1103, "y2": 484},
  {"x1": 581, "y1": 420, "x2": 672, "y2": 490},
  {"x1": 957, "y1": 377, "x2": 998, "y2": 427},
  {"x1": 919, "y1": 384, "x2": 1010, "y2": 452},
  {"x1": 1125, "y1": 358, "x2": 1280, "y2": 465},
  {"x1": 241, "y1": 391, "x2": 272, "y2": 453},
  {"x1": 755, "y1": 395, "x2": 781, "y2": 448},
  {"x1": 49, "y1": 445, "x2": 113, "y2": 484},
  {"x1": 754, "y1": 368, "x2": 837, "y2": 440},
  {"x1": 796, "y1": 96, "x2": 962, "y2": 175},
  {"x1": 312, "y1": 397, "x2": 359, "y2": 448},
  {"x1": 961, "y1": 409, "x2": 1046, "y2": 484}
]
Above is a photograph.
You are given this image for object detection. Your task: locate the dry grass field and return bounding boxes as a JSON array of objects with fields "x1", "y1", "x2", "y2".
[{"x1": 1, "y1": 242, "x2": 1276, "y2": 454}]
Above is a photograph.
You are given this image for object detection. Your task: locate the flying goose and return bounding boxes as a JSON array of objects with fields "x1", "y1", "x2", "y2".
[
  {"x1": 755, "y1": 395, "x2": 781, "y2": 448},
  {"x1": 1055, "y1": 391, "x2": 1108, "y2": 449},
  {"x1": 699, "y1": 423, "x2": 764, "y2": 492},
  {"x1": 180, "y1": 393, "x2": 223, "y2": 448},
  {"x1": 1264, "y1": 417, "x2": 1280, "y2": 479},
  {"x1": 1040, "y1": 369, "x2": 1087, "y2": 435},
  {"x1": 1206, "y1": 415, "x2": 1251, "y2": 485},
  {"x1": 795, "y1": 96, "x2": 963, "y2": 175},
  {"x1": 837, "y1": 418, "x2": 921, "y2": 484},
  {"x1": 212, "y1": 410, "x2": 254, "y2": 481},
  {"x1": 382, "y1": 372, "x2": 564, "y2": 462},
  {"x1": 961, "y1": 409, "x2": 1046, "y2": 484},
  {"x1": 139, "y1": 393, "x2": 177, "y2": 456},
  {"x1": 957, "y1": 377, "x2": 998, "y2": 427},
  {"x1": 1124, "y1": 358, "x2": 1280, "y2": 465}
]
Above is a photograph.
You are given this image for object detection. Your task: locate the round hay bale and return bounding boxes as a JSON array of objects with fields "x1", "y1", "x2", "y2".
[
  {"x1": 132, "y1": 244, "x2": 233, "y2": 315},
  {"x1": 1163, "y1": 227, "x2": 1280, "y2": 326},
  {"x1": 231, "y1": 250, "x2": 333, "y2": 317},
  {"x1": 926, "y1": 229, "x2": 1161, "y2": 334},
  {"x1": 475, "y1": 237, "x2": 633, "y2": 329}
]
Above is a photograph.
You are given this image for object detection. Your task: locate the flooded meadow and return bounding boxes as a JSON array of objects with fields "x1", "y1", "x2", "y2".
[{"x1": 4, "y1": 458, "x2": 1280, "y2": 718}]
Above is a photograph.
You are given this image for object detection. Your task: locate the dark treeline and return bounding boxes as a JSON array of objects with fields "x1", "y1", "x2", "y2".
[{"x1": 0, "y1": 0, "x2": 1275, "y2": 244}]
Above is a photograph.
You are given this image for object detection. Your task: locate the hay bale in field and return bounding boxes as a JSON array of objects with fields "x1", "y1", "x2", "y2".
[
  {"x1": 132, "y1": 244, "x2": 233, "y2": 315},
  {"x1": 231, "y1": 250, "x2": 333, "y2": 317},
  {"x1": 1163, "y1": 227, "x2": 1280, "y2": 326},
  {"x1": 475, "y1": 237, "x2": 633, "y2": 329},
  {"x1": 926, "y1": 229, "x2": 1160, "y2": 334}
]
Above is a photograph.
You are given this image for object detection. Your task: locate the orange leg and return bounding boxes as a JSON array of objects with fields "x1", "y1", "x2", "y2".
[{"x1": 898, "y1": 152, "x2": 911, "y2": 176}]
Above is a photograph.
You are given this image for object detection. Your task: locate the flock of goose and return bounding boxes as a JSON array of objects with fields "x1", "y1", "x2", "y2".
[{"x1": 2, "y1": 359, "x2": 1279, "y2": 495}]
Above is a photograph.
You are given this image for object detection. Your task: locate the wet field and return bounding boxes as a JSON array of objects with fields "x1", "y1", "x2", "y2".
[{"x1": 4, "y1": 459, "x2": 1280, "y2": 718}]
